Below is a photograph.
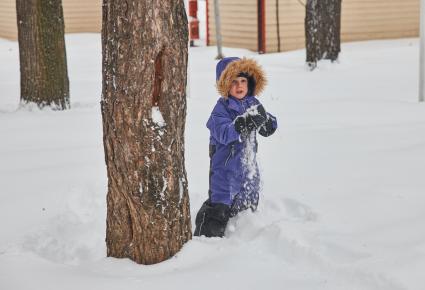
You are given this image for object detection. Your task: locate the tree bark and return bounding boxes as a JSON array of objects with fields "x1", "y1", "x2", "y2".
[
  {"x1": 16, "y1": 0, "x2": 69, "y2": 109},
  {"x1": 305, "y1": 0, "x2": 342, "y2": 69},
  {"x1": 101, "y1": 0, "x2": 191, "y2": 265}
]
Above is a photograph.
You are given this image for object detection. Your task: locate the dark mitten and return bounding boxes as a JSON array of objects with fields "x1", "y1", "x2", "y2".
[
  {"x1": 259, "y1": 115, "x2": 277, "y2": 137},
  {"x1": 245, "y1": 117, "x2": 257, "y2": 132},
  {"x1": 257, "y1": 104, "x2": 267, "y2": 120},
  {"x1": 246, "y1": 104, "x2": 267, "y2": 130},
  {"x1": 234, "y1": 115, "x2": 247, "y2": 134},
  {"x1": 194, "y1": 202, "x2": 230, "y2": 238}
]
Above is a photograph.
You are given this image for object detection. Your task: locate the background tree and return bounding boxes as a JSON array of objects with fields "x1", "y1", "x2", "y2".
[
  {"x1": 16, "y1": 0, "x2": 69, "y2": 109},
  {"x1": 305, "y1": 0, "x2": 342, "y2": 69},
  {"x1": 101, "y1": 0, "x2": 192, "y2": 265}
]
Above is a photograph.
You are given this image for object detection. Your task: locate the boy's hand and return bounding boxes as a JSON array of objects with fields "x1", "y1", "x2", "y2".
[
  {"x1": 256, "y1": 104, "x2": 267, "y2": 119},
  {"x1": 234, "y1": 115, "x2": 247, "y2": 134},
  {"x1": 234, "y1": 105, "x2": 268, "y2": 134},
  {"x1": 246, "y1": 104, "x2": 267, "y2": 129}
]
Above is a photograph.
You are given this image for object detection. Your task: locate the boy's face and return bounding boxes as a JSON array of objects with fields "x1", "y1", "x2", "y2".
[{"x1": 229, "y1": 77, "x2": 248, "y2": 99}]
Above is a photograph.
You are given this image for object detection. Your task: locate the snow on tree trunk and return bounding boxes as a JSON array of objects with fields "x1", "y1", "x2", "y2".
[
  {"x1": 101, "y1": 0, "x2": 191, "y2": 265},
  {"x1": 16, "y1": 0, "x2": 69, "y2": 110},
  {"x1": 305, "y1": 0, "x2": 342, "y2": 69}
]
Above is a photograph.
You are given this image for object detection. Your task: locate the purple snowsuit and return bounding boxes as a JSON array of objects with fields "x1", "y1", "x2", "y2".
[
  {"x1": 194, "y1": 57, "x2": 277, "y2": 237},
  {"x1": 207, "y1": 96, "x2": 277, "y2": 215},
  {"x1": 207, "y1": 58, "x2": 277, "y2": 215}
]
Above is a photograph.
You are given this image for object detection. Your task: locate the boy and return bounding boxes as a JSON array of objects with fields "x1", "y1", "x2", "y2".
[{"x1": 194, "y1": 57, "x2": 277, "y2": 238}]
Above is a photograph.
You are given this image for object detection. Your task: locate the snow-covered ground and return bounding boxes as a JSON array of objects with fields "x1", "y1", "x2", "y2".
[{"x1": 1, "y1": 22, "x2": 425, "y2": 290}]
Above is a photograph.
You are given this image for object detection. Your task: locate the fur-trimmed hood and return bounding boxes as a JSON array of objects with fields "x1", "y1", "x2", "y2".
[{"x1": 216, "y1": 57, "x2": 267, "y2": 98}]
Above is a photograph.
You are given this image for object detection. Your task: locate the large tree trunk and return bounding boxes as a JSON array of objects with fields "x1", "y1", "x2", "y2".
[
  {"x1": 101, "y1": 0, "x2": 191, "y2": 265},
  {"x1": 305, "y1": 0, "x2": 342, "y2": 69},
  {"x1": 16, "y1": 0, "x2": 69, "y2": 109}
]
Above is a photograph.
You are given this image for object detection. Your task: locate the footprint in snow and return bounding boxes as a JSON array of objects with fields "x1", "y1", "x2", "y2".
[{"x1": 263, "y1": 197, "x2": 318, "y2": 222}]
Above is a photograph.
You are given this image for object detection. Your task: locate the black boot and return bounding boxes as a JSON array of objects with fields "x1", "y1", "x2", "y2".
[
  {"x1": 194, "y1": 201, "x2": 230, "y2": 238},
  {"x1": 194, "y1": 200, "x2": 209, "y2": 236}
]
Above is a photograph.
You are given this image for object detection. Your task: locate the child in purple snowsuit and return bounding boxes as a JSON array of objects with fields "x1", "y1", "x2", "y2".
[{"x1": 194, "y1": 57, "x2": 277, "y2": 238}]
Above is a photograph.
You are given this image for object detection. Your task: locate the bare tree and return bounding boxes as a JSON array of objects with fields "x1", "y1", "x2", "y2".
[
  {"x1": 101, "y1": 0, "x2": 192, "y2": 265},
  {"x1": 305, "y1": 0, "x2": 342, "y2": 69},
  {"x1": 16, "y1": 0, "x2": 69, "y2": 109}
]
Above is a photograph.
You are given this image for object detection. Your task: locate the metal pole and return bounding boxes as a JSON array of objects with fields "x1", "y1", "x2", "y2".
[
  {"x1": 214, "y1": 0, "x2": 224, "y2": 59},
  {"x1": 275, "y1": 0, "x2": 281, "y2": 52},
  {"x1": 420, "y1": 0, "x2": 425, "y2": 102}
]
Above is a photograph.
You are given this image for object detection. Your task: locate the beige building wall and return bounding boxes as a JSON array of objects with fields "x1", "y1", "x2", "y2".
[
  {"x1": 341, "y1": 0, "x2": 419, "y2": 42},
  {"x1": 266, "y1": 0, "x2": 305, "y2": 53},
  {"x1": 2, "y1": 0, "x2": 419, "y2": 51},
  {"x1": 0, "y1": 0, "x2": 101, "y2": 40},
  {"x1": 266, "y1": 0, "x2": 419, "y2": 53},
  {"x1": 0, "y1": 0, "x2": 16, "y2": 39},
  {"x1": 209, "y1": 0, "x2": 419, "y2": 53},
  {"x1": 207, "y1": 0, "x2": 258, "y2": 52}
]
